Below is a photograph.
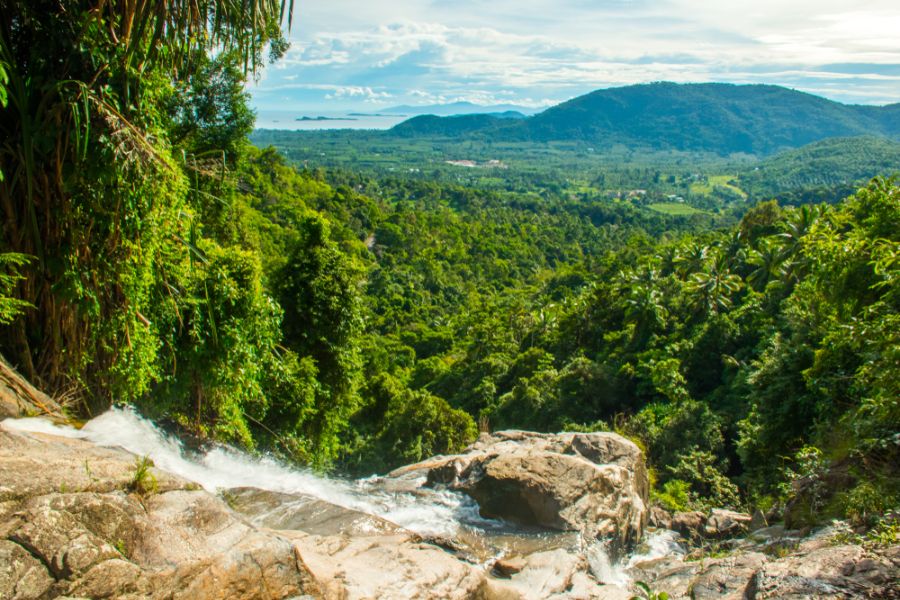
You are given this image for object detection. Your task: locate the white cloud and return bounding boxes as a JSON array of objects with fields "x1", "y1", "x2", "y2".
[
  {"x1": 324, "y1": 86, "x2": 393, "y2": 101},
  {"x1": 251, "y1": 0, "x2": 900, "y2": 110}
]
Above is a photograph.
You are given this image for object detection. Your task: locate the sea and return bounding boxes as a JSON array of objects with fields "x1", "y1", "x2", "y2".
[{"x1": 254, "y1": 110, "x2": 408, "y2": 131}]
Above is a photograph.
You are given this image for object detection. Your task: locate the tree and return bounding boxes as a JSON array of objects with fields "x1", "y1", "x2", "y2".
[
  {"x1": 0, "y1": 1, "x2": 291, "y2": 401},
  {"x1": 686, "y1": 251, "x2": 743, "y2": 314},
  {"x1": 273, "y1": 216, "x2": 364, "y2": 465}
]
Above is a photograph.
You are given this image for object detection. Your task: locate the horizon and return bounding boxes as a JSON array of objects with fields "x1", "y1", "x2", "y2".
[{"x1": 249, "y1": 0, "x2": 900, "y2": 114}]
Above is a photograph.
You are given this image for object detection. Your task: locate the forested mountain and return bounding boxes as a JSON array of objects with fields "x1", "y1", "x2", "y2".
[{"x1": 392, "y1": 83, "x2": 900, "y2": 155}]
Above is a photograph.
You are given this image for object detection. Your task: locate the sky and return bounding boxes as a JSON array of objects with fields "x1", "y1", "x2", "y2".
[{"x1": 249, "y1": 0, "x2": 900, "y2": 113}]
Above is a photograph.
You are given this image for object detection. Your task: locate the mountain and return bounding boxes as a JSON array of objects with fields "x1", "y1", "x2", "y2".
[
  {"x1": 390, "y1": 83, "x2": 900, "y2": 156},
  {"x1": 382, "y1": 101, "x2": 541, "y2": 117}
]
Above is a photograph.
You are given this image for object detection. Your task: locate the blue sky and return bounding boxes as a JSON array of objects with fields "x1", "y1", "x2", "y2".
[{"x1": 249, "y1": 0, "x2": 900, "y2": 112}]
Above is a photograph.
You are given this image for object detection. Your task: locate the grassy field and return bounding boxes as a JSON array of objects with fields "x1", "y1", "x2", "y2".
[
  {"x1": 647, "y1": 202, "x2": 708, "y2": 216},
  {"x1": 690, "y1": 174, "x2": 748, "y2": 199}
]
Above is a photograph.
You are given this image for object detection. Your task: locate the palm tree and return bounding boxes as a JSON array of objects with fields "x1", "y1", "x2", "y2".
[
  {"x1": 674, "y1": 242, "x2": 709, "y2": 279},
  {"x1": 686, "y1": 252, "x2": 743, "y2": 314},
  {"x1": 747, "y1": 238, "x2": 786, "y2": 292}
]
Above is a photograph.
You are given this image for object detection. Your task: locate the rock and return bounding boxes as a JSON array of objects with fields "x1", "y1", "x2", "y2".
[
  {"x1": 672, "y1": 511, "x2": 707, "y2": 540},
  {"x1": 747, "y1": 543, "x2": 899, "y2": 599},
  {"x1": 750, "y1": 509, "x2": 768, "y2": 531},
  {"x1": 628, "y1": 556, "x2": 698, "y2": 599},
  {"x1": 224, "y1": 487, "x2": 401, "y2": 537},
  {"x1": 494, "y1": 555, "x2": 528, "y2": 577},
  {"x1": 0, "y1": 539, "x2": 55, "y2": 599},
  {"x1": 704, "y1": 509, "x2": 752, "y2": 539},
  {"x1": 0, "y1": 427, "x2": 186, "y2": 502},
  {"x1": 0, "y1": 423, "x2": 322, "y2": 600},
  {"x1": 648, "y1": 505, "x2": 672, "y2": 530},
  {"x1": 396, "y1": 430, "x2": 649, "y2": 550},
  {"x1": 485, "y1": 548, "x2": 624, "y2": 600},
  {"x1": 689, "y1": 551, "x2": 767, "y2": 599},
  {"x1": 288, "y1": 530, "x2": 487, "y2": 599},
  {"x1": 0, "y1": 354, "x2": 63, "y2": 420}
]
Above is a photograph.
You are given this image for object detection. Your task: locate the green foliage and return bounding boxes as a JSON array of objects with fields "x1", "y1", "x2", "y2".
[
  {"x1": 630, "y1": 580, "x2": 670, "y2": 600},
  {"x1": 838, "y1": 481, "x2": 898, "y2": 527},
  {"x1": 0, "y1": 254, "x2": 33, "y2": 325},
  {"x1": 151, "y1": 241, "x2": 282, "y2": 447},
  {"x1": 668, "y1": 449, "x2": 741, "y2": 509},
  {"x1": 345, "y1": 373, "x2": 477, "y2": 473},
  {"x1": 654, "y1": 479, "x2": 692, "y2": 512}
]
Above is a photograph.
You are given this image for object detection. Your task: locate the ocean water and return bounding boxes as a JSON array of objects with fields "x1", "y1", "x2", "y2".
[{"x1": 254, "y1": 110, "x2": 407, "y2": 131}]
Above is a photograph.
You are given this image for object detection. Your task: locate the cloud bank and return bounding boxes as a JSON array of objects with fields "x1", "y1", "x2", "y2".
[{"x1": 250, "y1": 0, "x2": 900, "y2": 111}]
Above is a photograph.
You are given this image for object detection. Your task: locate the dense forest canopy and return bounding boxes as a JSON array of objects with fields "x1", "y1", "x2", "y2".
[{"x1": 0, "y1": 1, "x2": 897, "y2": 527}]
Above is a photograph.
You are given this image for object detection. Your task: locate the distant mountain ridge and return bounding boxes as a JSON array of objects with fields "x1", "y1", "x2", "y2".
[{"x1": 390, "y1": 83, "x2": 900, "y2": 156}]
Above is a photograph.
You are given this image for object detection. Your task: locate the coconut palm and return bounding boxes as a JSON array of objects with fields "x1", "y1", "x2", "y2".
[
  {"x1": 686, "y1": 252, "x2": 743, "y2": 314},
  {"x1": 746, "y1": 238, "x2": 786, "y2": 292}
]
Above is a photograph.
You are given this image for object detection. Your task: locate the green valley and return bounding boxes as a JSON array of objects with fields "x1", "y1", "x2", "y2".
[{"x1": 1, "y1": 1, "x2": 898, "y2": 541}]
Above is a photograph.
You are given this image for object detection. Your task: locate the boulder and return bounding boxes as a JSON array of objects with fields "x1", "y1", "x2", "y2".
[
  {"x1": 704, "y1": 509, "x2": 752, "y2": 539},
  {"x1": 628, "y1": 556, "x2": 698, "y2": 599},
  {"x1": 671, "y1": 511, "x2": 707, "y2": 540},
  {"x1": 484, "y1": 548, "x2": 617, "y2": 600},
  {"x1": 0, "y1": 539, "x2": 54, "y2": 599},
  {"x1": 0, "y1": 355, "x2": 63, "y2": 421},
  {"x1": 394, "y1": 430, "x2": 649, "y2": 550},
  {"x1": 648, "y1": 505, "x2": 673, "y2": 530}
]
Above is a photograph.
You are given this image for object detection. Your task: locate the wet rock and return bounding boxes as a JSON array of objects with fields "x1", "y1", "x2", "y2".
[
  {"x1": 224, "y1": 487, "x2": 400, "y2": 537},
  {"x1": 395, "y1": 430, "x2": 649, "y2": 550}
]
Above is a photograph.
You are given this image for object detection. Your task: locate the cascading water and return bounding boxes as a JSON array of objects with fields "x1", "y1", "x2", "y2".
[{"x1": 3, "y1": 407, "x2": 682, "y2": 583}]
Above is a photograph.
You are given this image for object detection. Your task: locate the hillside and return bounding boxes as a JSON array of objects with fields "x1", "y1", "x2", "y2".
[
  {"x1": 390, "y1": 83, "x2": 900, "y2": 156},
  {"x1": 739, "y1": 136, "x2": 900, "y2": 198}
]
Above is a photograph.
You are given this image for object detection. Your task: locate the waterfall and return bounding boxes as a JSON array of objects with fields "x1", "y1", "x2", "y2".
[{"x1": 4, "y1": 407, "x2": 682, "y2": 580}]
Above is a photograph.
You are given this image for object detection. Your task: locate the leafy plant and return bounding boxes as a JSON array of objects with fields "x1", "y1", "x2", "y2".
[
  {"x1": 129, "y1": 456, "x2": 158, "y2": 496},
  {"x1": 630, "y1": 580, "x2": 670, "y2": 600}
]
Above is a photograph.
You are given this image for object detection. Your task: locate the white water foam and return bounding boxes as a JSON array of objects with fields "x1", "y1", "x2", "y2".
[
  {"x1": 588, "y1": 529, "x2": 684, "y2": 587},
  {"x1": 2, "y1": 407, "x2": 482, "y2": 537}
]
